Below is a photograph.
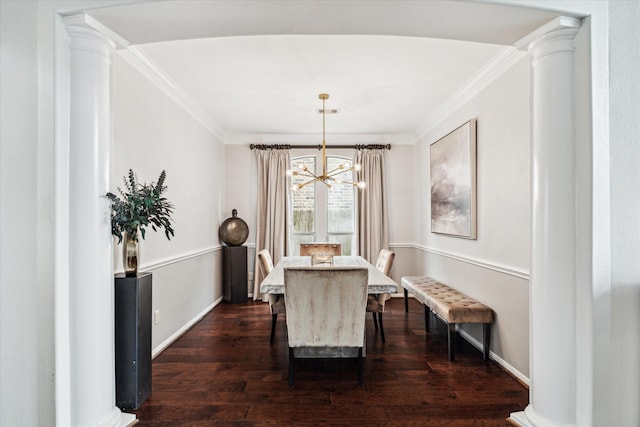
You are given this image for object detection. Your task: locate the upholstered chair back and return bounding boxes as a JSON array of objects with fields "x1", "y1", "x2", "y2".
[
  {"x1": 257, "y1": 249, "x2": 274, "y2": 275},
  {"x1": 367, "y1": 249, "x2": 396, "y2": 343},
  {"x1": 375, "y1": 249, "x2": 395, "y2": 277},
  {"x1": 284, "y1": 267, "x2": 368, "y2": 348},
  {"x1": 299, "y1": 243, "x2": 342, "y2": 257},
  {"x1": 257, "y1": 249, "x2": 285, "y2": 319}
]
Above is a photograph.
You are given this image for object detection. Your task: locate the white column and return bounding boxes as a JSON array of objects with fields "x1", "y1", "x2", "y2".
[
  {"x1": 511, "y1": 19, "x2": 580, "y2": 427},
  {"x1": 64, "y1": 21, "x2": 135, "y2": 427}
]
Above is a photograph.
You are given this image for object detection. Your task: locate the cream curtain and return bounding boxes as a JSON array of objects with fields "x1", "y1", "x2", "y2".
[
  {"x1": 253, "y1": 149, "x2": 291, "y2": 301},
  {"x1": 355, "y1": 149, "x2": 389, "y2": 263}
]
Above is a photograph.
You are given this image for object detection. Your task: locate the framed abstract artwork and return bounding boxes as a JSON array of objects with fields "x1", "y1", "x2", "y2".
[{"x1": 430, "y1": 119, "x2": 477, "y2": 239}]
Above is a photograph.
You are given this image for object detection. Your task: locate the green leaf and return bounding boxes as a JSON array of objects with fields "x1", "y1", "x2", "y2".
[{"x1": 105, "y1": 169, "x2": 175, "y2": 243}]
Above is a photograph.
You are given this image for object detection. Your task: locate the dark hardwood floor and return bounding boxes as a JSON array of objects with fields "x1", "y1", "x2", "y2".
[{"x1": 132, "y1": 297, "x2": 528, "y2": 426}]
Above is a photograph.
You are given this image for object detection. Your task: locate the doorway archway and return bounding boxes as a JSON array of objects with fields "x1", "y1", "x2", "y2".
[{"x1": 56, "y1": 1, "x2": 604, "y2": 426}]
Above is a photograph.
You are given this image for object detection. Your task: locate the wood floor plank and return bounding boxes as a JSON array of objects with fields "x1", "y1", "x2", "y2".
[{"x1": 132, "y1": 298, "x2": 527, "y2": 425}]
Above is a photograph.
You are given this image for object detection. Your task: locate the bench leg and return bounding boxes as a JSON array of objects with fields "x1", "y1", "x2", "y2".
[
  {"x1": 483, "y1": 323, "x2": 491, "y2": 361},
  {"x1": 448, "y1": 323, "x2": 456, "y2": 361},
  {"x1": 378, "y1": 313, "x2": 385, "y2": 342},
  {"x1": 424, "y1": 305, "x2": 430, "y2": 331},
  {"x1": 404, "y1": 289, "x2": 409, "y2": 312},
  {"x1": 372, "y1": 312, "x2": 379, "y2": 330}
]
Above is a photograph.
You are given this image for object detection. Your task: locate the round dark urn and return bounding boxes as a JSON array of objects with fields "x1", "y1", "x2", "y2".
[{"x1": 219, "y1": 209, "x2": 249, "y2": 246}]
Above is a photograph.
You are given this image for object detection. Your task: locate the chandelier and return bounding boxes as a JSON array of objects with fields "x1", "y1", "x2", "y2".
[{"x1": 288, "y1": 94, "x2": 366, "y2": 191}]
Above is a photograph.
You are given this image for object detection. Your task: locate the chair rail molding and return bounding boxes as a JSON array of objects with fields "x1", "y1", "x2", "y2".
[
  {"x1": 414, "y1": 244, "x2": 530, "y2": 280},
  {"x1": 115, "y1": 244, "x2": 223, "y2": 273}
]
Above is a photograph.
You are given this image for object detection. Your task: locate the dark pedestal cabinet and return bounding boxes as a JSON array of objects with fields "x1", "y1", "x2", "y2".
[
  {"x1": 114, "y1": 272, "x2": 152, "y2": 410},
  {"x1": 222, "y1": 245, "x2": 248, "y2": 303}
]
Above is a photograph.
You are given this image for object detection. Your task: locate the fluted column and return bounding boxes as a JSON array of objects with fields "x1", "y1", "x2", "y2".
[
  {"x1": 64, "y1": 19, "x2": 135, "y2": 427},
  {"x1": 511, "y1": 18, "x2": 580, "y2": 427}
]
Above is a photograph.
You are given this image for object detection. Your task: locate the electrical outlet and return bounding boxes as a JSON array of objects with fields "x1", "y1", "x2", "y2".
[{"x1": 153, "y1": 309, "x2": 160, "y2": 325}]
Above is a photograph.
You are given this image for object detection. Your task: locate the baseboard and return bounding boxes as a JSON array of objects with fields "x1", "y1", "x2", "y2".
[
  {"x1": 152, "y1": 296, "x2": 223, "y2": 358},
  {"x1": 507, "y1": 416, "x2": 522, "y2": 426},
  {"x1": 456, "y1": 327, "x2": 530, "y2": 387}
]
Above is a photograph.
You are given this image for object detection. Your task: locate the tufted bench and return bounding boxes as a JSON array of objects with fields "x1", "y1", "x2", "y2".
[{"x1": 401, "y1": 276, "x2": 494, "y2": 361}]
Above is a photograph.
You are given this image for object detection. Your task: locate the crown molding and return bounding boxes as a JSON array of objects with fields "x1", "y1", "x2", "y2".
[
  {"x1": 117, "y1": 46, "x2": 226, "y2": 140},
  {"x1": 415, "y1": 46, "x2": 527, "y2": 141},
  {"x1": 227, "y1": 132, "x2": 416, "y2": 146}
]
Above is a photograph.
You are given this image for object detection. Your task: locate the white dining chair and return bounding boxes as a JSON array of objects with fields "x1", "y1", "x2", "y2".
[
  {"x1": 257, "y1": 249, "x2": 285, "y2": 343},
  {"x1": 284, "y1": 266, "x2": 368, "y2": 387},
  {"x1": 366, "y1": 249, "x2": 395, "y2": 342}
]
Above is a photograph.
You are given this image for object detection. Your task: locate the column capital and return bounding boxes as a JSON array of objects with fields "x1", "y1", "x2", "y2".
[
  {"x1": 516, "y1": 16, "x2": 581, "y2": 52},
  {"x1": 528, "y1": 27, "x2": 580, "y2": 64},
  {"x1": 62, "y1": 13, "x2": 128, "y2": 54}
]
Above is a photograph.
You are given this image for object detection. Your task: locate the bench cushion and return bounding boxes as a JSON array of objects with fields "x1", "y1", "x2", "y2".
[{"x1": 401, "y1": 276, "x2": 494, "y2": 324}]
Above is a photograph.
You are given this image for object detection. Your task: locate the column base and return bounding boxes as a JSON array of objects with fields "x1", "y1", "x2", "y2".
[
  {"x1": 509, "y1": 405, "x2": 577, "y2": 427},
  {"x1": 89, "y1": 407, "x2": 136, "y2": 427},
  {"x1": 509, "y1": 410, "x2": 529, "y2": 427},
  {"x1": 122, "y1": 413, "x2": 138, "y2": 427}
]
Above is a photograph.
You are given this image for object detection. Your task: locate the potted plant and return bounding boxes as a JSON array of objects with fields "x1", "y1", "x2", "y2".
[{"x1": 107, "y1": 169, "x2": 175, "y2": 276}]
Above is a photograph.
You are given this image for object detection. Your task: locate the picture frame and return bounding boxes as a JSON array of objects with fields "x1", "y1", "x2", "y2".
[{"x1": 430, "y1": 119, "x2": 477, "y2": 239}]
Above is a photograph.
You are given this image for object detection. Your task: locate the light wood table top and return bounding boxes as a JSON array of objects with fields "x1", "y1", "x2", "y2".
[{"x1": 259, "y1": 256, "x2": 397, "y2": 295}]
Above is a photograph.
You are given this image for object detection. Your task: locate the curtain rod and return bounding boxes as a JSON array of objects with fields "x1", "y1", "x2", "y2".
[{"x1": 249, "y1": 144, "x2": 391, "y2": 151}]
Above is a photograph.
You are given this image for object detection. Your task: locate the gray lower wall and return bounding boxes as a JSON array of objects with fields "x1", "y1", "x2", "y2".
[{"x1": 146, "y1": 248, "x2": 223, "y2": 355}]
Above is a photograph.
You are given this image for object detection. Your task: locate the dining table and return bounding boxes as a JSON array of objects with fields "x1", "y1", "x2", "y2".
[{"x1": 259, "y1": 255, "x2": 398, "y2": 295}]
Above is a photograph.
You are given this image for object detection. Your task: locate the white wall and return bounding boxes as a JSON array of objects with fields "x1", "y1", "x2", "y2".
[
  {"x1": 609, "y1": 1, "x2": 640, "y2": 425},
  {"x1": 414, "y1": 55, "x2": 531, "y2": 378},
  {"x1": 0, "y1": 2, "x2": 46, "y2": 426},
  {"x1": 385, "y1": 144, "x2": 418, "y2": 284},
  {"x1": 111, "y1": 52, "x2": 226, "y2": 353}
]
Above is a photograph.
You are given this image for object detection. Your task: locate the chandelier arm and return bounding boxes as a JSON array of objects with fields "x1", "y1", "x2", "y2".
[
  {"x1": 325, "y1": 165, "x2": 350, "y2": 177},
  {"x1": 297, "y1": 171, "x2": 318, "y2": 179},
  {"x1": 297, "y1": 176, "x2": 325, "y2": 188},
  {"x1": 331, "y1": 178, "x2": 359, "y2": 187},
  {"x1": 326, "y1": 170, "x2": 355, "y2": 180},
  {"x1": 319, "y1": 179, "x2": 333, "y2": 189}
]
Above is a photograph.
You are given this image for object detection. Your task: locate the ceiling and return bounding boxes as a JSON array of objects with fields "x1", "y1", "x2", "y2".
[{"x1": 78, "y1": 1, "x2": 570, "y2": 144}]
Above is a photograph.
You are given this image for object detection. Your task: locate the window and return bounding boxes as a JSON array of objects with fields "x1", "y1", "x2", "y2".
[{"x1": 290, "y1": 155, "x2": 356, "y2": 255}]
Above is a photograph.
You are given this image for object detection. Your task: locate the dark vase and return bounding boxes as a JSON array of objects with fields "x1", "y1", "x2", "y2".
[{"x1": 219, "y1": 209, "x2": 249, "y2": 246}]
